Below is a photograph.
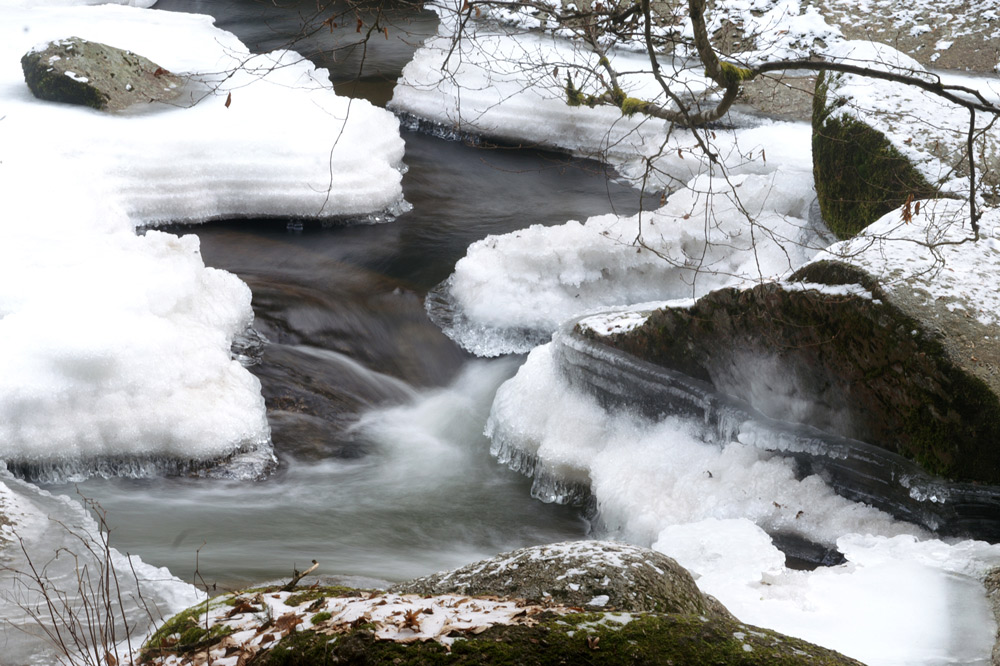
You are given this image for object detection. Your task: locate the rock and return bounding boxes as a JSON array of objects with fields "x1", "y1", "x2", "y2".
[
  {"x1": 390, "y1": 540, "x2": 733, "y2": 618},
  {"x1": 985, "y1": 566, "x2": 1000, "y2": 666},
  {"x1": 811, "y1": 42, "x2": 971, "y2": 238},
  {"x1": 588, "y1": 200, "x2": 1000, "y2": 484},
  {"x1": 21, "y1": 37, "x2": 183, "y2": 111},
  {"x1": 140, "y1": 549, "x2": 865, "y2": 666}
]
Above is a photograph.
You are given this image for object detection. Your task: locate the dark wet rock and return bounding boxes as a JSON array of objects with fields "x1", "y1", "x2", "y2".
[
  {"x1": 21, "y1": 36, "x2": 182, "y2": 111},
  {"x1": 390, "y1": 540, "x2": 734, "y2": 619},
  {"x1": 590, "y1": 253, "x2": 1000, "y2": 484}
]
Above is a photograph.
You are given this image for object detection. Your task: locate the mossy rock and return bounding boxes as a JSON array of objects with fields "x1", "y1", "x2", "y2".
[
  {"x1": 259, "y1": 612, "x2": 865, "y2": 666},
  {"x1": 589, "y1": 260, "x2": 1000, "y2": 483},
  {"x1": 391, "y1": 540, "x2": 732, "y2": 618},
  {"x1": 812, "y1": 70, "x2": 939, "y2": 239},
  {"x1": 21, "y1": 36, "x2": 183, "y2": 111}
]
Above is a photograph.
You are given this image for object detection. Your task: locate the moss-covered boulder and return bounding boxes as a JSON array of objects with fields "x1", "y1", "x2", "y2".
[
  {"x1": 391, "y1": 540, "x2": 732, "y2": 618},
  {"x1": 139, "y1": 546, "x2": 864, "y2": 666},
  {"x1": 21, "y1": 37, "x2": 182, "y2": 111},
  {"x1": 585, "y1": 201, "x2": 1000, "y2": 484},
  {"x1": 812, "y1": 41, "x2": 990, "y2": 238}
]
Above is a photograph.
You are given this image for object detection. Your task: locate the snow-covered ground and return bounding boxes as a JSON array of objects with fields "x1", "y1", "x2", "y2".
[{"x1": 0, "y1": 2, "x2": 407, "y2": 475}]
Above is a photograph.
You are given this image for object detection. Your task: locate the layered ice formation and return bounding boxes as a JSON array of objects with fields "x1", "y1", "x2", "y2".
[
  {"x1": 0, "y1": 465, "x2": 204, "y2": 666},
  {"x1": 486, "y1": 340, "x2": 1000, "y2": 666}
]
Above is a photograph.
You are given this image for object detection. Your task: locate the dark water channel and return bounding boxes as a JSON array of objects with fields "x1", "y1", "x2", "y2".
[{"x1": 49, "y1": 0, "x2": 657, "y2": 588}]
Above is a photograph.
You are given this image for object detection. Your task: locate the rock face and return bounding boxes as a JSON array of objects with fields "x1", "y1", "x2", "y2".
[
  {"x1": 21, "y1": 37, "x2": 182, "y2": 111},
  {"x1": 812, "y1": 42, "x2": 966, "y2": 238},
  {"x1": 591, "y1": 201, "x2": 1000, "y2": 484},
  {"x1": 391, "y1": 540, "x2": 732, "y2": 618}
]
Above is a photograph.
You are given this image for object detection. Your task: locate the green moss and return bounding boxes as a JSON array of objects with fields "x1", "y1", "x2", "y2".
[
  {"x1": 565, "y1": 75, "x2": 586, "y2": 107},
  {"x1": 620, "y1": 96, "x2": 650, "y2": 117},
  {"x1": 812, "y1": 71, "x2": 939, "y2": 239},
  {"x1": 258, "y1": 612, "x2": 863, "y2": 665},
  {"x1": 285, "y1": 586, "x2": 363, "y2": 607},
  {"x1": 311, "y1": 611, "x2": 333, "y2": 625},
  {"x1": 139, "y1": 599, "x2": 232, "y2": 662},
  {"x1": 716, "y1": 60, "x2": 754, "y2": 86}
]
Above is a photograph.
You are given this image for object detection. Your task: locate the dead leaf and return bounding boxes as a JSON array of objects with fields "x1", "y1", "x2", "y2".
[
  {"x1": 587, "y1": 636, "x2": 600, "y2": 650},
  {"x1": 274, "y1": 612, "x2": 304, "y2": 635},
  {"x1": 227, "y1": 599, "x2": 260, "y2": 617},
  {"x1": 402, "y1": 608, "x2": 423, "y2": 631},
  {"x1": 356, "y1": 17, "x2": 363, "y2": 32},
  {"x1": 901, "y1": 193, "x2": 914, "y2": 223},
  {"x1": 225, "y1": 92, "x2": 232, "y2": 108}
]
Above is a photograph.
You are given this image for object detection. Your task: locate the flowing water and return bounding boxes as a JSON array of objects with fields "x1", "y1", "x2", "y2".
[{"x1": 32, "y1": 0, "x2": 658, "y2": 590}]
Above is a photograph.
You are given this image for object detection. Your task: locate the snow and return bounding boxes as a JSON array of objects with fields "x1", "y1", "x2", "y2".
[
  {"x1": 435, "y1": 122, "x2": 826, "y2": 356},
  {"x1": 821, "y1": 199, "x2": 1000, "y2": 327},
  {"x1": 487, "y1": 341, "x2": 1000, "y2": 666},
  {"x1": 0, "y1": 3, "x2": 407, "y2": 473},
  {"x1": 0, "y1": 466, "x2": 204, "y2": 666},
  {"x1": 135, "y1": 590, "x2": 575, "y2": 665}
]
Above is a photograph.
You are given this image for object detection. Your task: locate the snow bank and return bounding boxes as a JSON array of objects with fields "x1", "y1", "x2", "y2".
[
  {"x1": 477, "y1": 0, "x2": 842, "y2": 63},
  {"x1": 3, "y1": 0, "x2": 157, "y2": 8},
  {"x1": 432, "y1": 121, "x2": 826, "y2": 356},
  {"x1": 6, "y1": 5, "x2": 406, "y2": 224},
  {"x1": 0, "y1": 4, "x2": 406, "y2": 475},
  {"x1": 390, "y1": 1, "x2": 706, "y2": 162},
  {"x1": 486, "y1": 342, "x2": 1000, "y2": 666}
]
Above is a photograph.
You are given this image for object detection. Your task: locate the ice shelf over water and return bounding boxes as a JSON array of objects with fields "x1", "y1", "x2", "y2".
[
  {"x1": 0, "y1": 465, "x2": 204, "y2": 666},
  {"x1": 430, "y1": 121, "x2": 827, "y2": 356},
  {"x1": 0, "y1": 3, "x2": 407, "y2": 475}
]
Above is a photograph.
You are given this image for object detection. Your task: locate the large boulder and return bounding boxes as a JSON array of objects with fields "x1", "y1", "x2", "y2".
[
  {"x1": 810, "y1": 42, "x2": 979, "y2": 238},
  {"x1": 21, "y1": 37, "x2": 182, "y2": 111},
  {"x1": 390, "y1": 540, "x2": 732, "y2": 617},
  {"x1": 588, "y1": 200, "x2": 1000, "y2": 484},
  {"x1": 139, "y1": 542, "x2": 865, "y2": 665}
]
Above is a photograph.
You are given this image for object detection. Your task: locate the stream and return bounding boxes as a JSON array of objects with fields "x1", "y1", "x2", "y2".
[{"x1": 34, "y1": 0, "x2": 659, "y2": 589}]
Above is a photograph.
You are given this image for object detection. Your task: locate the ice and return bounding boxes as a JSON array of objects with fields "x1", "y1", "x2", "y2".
[
  {"x1": 0, "y1": 466, "x2": 204, "y2": 666},
  {"x1": 438, "y1": 153, "x2": 825, "y2": 355},
  {"x1": 485, "y1": 341, "x2": 1000, "y2": 665},
  {"x1": 0, "y1": 3, "x2": 407, "y2": 475}
]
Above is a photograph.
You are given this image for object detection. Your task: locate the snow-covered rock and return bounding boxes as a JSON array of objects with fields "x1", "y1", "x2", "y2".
[
  {"x1": 812, "y1": 41, "x2": 995, "y2": 237},
  {"x1": 21, "y1": 36, "x2": 182, "y2": 111},
  {"x1": 392, "y1": 540, "x2": 733, "y2": 617},
  {"x1": 587, "y1": 199, "x2": 1000, "y2": 484}
]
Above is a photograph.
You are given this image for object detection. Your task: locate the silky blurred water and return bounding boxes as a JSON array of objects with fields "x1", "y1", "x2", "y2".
[{"x1": 42, "y1": 0, "x2": 654, "y2": 589}]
